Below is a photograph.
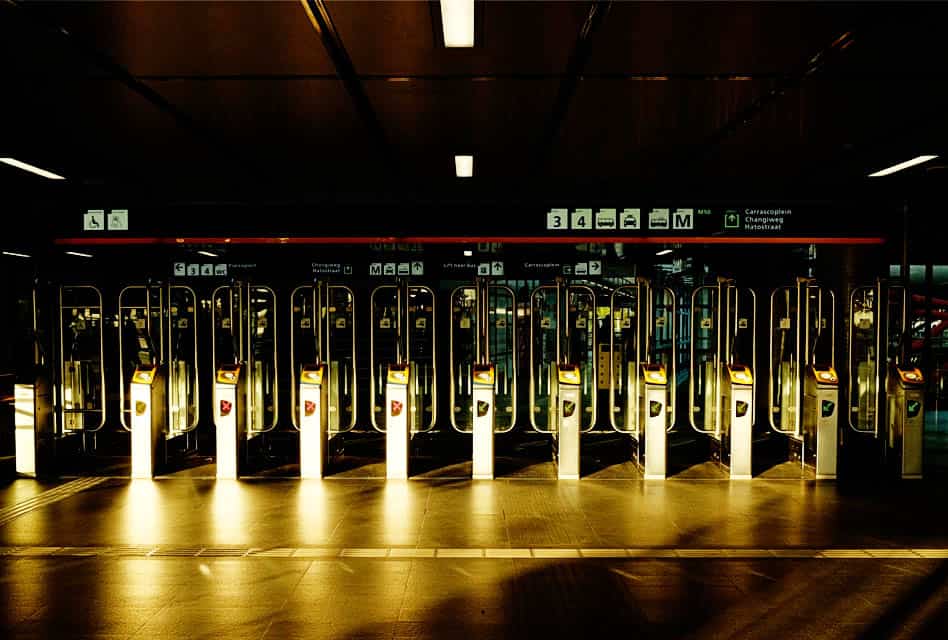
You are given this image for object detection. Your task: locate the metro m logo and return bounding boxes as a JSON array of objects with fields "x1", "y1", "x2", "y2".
[{"x1": 673, "y1": 208, "x2": 694, "y2": 230}]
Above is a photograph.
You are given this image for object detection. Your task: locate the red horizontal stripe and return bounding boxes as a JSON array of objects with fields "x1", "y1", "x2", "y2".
[{"x1": 54, "y1": 235, "x2": 887, "y2": 246}]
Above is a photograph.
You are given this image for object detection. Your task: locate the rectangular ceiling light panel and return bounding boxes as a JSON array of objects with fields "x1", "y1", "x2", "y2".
[{"x1": 441, "y1": 0, "x2": 474, "y2": 47}]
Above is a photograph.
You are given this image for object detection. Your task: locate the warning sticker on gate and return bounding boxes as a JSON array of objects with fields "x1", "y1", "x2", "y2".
[
  {"x1": 477, "y1": 400, "x2": 490, "y2": 418},
  {"x1": 220, "y1": 400, "x2": 233, "y2": 416},
  {"x1": 305, "y1": 400, "x2": 316, "y2": 417},
  {"x1": 390, "y1": 400, "x2": 404, "y2": 417},
  {"x1": 562, "y1": 400, "x2": 576, "y2": 418}
]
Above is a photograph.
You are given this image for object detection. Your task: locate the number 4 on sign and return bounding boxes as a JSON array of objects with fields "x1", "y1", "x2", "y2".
[{"x1": 571, "y1": 209, "x2": 593, "y2": 230}]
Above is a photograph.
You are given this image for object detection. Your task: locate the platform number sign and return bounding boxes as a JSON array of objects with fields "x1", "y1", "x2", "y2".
[
  {"x1": 547, "y1": 208, "x2": 568, "y2": 230},
  {"x1": 571, "y1": 209, "x2": 593, "y2": 230}
]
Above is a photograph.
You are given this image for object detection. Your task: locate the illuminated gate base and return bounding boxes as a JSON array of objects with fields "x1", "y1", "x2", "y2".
[
  {"x1": 130, "y1": 366, "x2": 165, "y2": 479},
  {"x1": 14, "y1": 382, "x2": 52, "y2": 477},
  {"x1": 215, "y1": 365, "x2": 245, "y2": 480},
  {"x1": 386, "y1": 365, "x2": 411, "y2": 480},
  {"x1": 888, "y1": 366, "x2": 925, "y2": 479},
  {"x1": 472, "y1": 364, "x2": 495, "y2": 480},
  {"x1": 299, "y1": 365, "x2": 329, "y2": 479},
  {"x1": 723, "y1": 365, "x2": 753, "y2": 480},
  {"x1": 557, "y1": 365, "x2": 581, "y2": 480},
  {"x1": 804, "y1": 365, "x2": 838, "y2": 480},
  {"x1": 640, "y1": 365, "x2": 668, "y2": 480}
]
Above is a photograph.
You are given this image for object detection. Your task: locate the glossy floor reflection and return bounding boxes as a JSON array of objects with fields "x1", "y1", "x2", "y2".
[
  {"x1": 1, "y1": 556, "x2": 947, "y2": 639},
  {"x1": 2, "y1": 477, "x2": 948, "y2": 550}
]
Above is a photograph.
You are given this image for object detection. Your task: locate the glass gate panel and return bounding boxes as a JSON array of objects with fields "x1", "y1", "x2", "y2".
[
  {"x1": 247, "y1": 286, "x2": 277, "y2": 434},
  {"x1": 609, "y1": 285, "x2": 640, "y2": 433},
  {"x1": 529, "y1": 286, "x2": 558, "y2": 432},
  {"x1": 118, "y1": 286, "x2": 163, "y2": 431},
  {"x1": 59, "y1": 286, "x2": 106, "y2": 434},
  {"x1": 849, "y1": 286, "x2": 877, "y2": 432},
  {"x1": 167, "y1": 286, "x2": 198, "y2": 437},
  {"x1": 567, "y1": 287, "x2": 596, "y2": 431},
  {"x1": 407, "y1": 286, "x2": 436, "y2": 432},
  {"x1": 690, "y1": 286, "x2": 719, "y2": 434},
  {"x1": 449, "y1": 285, "x2": 516, "y2": 433},
  {"x1": 770, "y1": 286, "x2": 799, "y2": 434}
]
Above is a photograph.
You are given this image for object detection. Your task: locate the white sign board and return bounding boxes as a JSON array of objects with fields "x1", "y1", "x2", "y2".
[
  {"x1": 672, "y1": 208, "x2": 694, "y2": 230},
  {"x1": 83, "y1": 210, "x2": 105, "y2": 231},
  {"x1": 649, "y1": 208, "x2": 670, "y2": 230},
  {"x1": 595, "y1": 209, "x2": 616, "y2": 229},
  {"x1": 108, "y1": 209, "x2": 129, "y2": 231},
  {"x1": 571, "y1": 209, "x2": 593, "y2": 230},
  {"x1": 546, "y1": 209, "x2": 568, "y2": 230},
  {"x1": 619, "y1": 208, "x2": 641, "y2": 230}
]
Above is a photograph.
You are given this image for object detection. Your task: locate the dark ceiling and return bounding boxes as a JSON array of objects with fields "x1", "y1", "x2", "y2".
[{"x1": 1, "y1": 0, "x2": 946, "y2": 197}]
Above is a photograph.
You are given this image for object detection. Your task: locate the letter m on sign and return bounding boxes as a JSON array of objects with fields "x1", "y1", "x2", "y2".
[{"x1": 673, "y1": 208, "x2": 694, "y2": 230}]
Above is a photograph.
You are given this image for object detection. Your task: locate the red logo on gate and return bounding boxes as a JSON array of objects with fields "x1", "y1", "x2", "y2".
[
  {"x1": 390, "y1": 400, "x2": 404, "y2": 417},
  {"x1": 220, "y1": 399, "x2": 232, "y2": 416},
  {"x1": 304, "y1": 400, "x2": 316, "y2": 417}
]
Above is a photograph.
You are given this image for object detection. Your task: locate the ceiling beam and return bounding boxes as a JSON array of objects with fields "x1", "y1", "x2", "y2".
[
  {"x1": 532, "y1": 1, "x2": 612, "y2": 173},
  {"x1": 1, "y1": 0, "x2": 248, "y2": 177},
  {"x1": 300, "y1": 0, "x2": 394, "y2": 169}
]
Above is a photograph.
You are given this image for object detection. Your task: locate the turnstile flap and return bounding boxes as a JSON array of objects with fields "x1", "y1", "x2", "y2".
[
  {"x1": 806, "y1": 364, "x2": 838, "y2": 387},
  {"x1": 557, "y1": 364, "x2": 581, "y2": 386},
  {"x1": 641, "y1": 363, "x2": 667, "y2": 386},
  {"x1": 387, "y1": 363, "x2": 410, "y2": 385},
  {"x1": 216, "y1": 364, "x2": 242, "y2": 385},
  {"x1": 472, "y1": 364, "x2": 495, "y2": 387},
  {"x1": 300, "y1": 364, "x2": 326, "y2": 386},
  {"x1": 726, "y1": 364, "x2": 753, "y2": 386},
  {"x1": 131, "y1": 365, "x2": 158, "y2": 385}
]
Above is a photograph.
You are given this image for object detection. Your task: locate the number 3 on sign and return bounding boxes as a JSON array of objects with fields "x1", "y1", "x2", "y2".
[{"x1": 546, "y1": 209, "x2": 567, "y2": 230}]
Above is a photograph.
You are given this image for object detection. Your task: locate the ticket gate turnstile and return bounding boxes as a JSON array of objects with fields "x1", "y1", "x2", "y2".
[
  {"x1": 609, "y1": 280, "x2": 676, "y2": 479},
  {"x1": 690, "y1": 278, "x2": 756, "y2": 478},
  {"x1": 14, "y1": 291, "x2": 54, "y2": 477},
  {"x1": 849, "y1": 282, "x2": 924, "y2": 479},
  {"x1": 291, "y1": 283, "x2": 356, "y2": 478},
  {"x1": 130, "y1": 365, "x2": 165, "y2": 478},
  {"x1": 120, "y1": 284, "x2": 199, "y2": 478},
  {"x1": 886, "y1": 365, "x2": 924, "y2": 479},
  {"x1": 370, "y1": 281, "x2": 436, "y2": 479},
  {"x1": 530, "y1": 281, "x2": 596, "y2": 479},
  {"x1": 449, "y1": 281, "x2": 516, "y2": 479},
  {"x1": 770, "y1": 279, "x2": 837, "y2": 478},
  {"x1": 211, "y1": 283, "x2": 278, "y2": 479}
]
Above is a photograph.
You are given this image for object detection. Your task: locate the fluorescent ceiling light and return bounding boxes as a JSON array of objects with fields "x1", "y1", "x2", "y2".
[
  {"x1": 2, "y1": 250, "x2": 31, "y2": 258},
  {"x1": 463, "y1": 250, "x2": 473, "y2": 257},
  {"x1": 65, "y1": 251, "x2": 93, "y2": 258},
  {"x1": 455, "y1": 155, "x2": 473, "y2": 177},
  {"x1": 868, "y1": 155, "x2": 938, "y2": 177},
  {"x1": 656, "y1": 249, "x2": 673, "y2": 256},
  {"x1": 197, "y1": 250, "x2": 219, "y2": 257},
  {"x1": 440, "y1": 0, "x2": 474, "y2": 47},
  {"x1": 0, "y1": 157, "x2": 65, "y2": 180}
]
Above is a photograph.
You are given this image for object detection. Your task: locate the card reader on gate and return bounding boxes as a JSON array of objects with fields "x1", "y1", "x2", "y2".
[
  {"x1": 726, "y1": 364, "x2": 753, "y2": 385},
  {"x1": 641, "y1": 363, "x2": 667, "y2": 386},
  {"x1": 217, "y1": 363, "x2": 241, "y2": 384}
]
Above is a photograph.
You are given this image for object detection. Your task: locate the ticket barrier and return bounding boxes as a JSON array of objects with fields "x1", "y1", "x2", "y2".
[
  {"x1": 471, "y1": 364, "x2": 495, "y2": 480},
  {"x1": 803, "y1": 365, "x2": 838, "y2": 479},
  {"x1": 610, "y1": 280, "x2": 676, "y2": 479},
  {"x1": 721, "y1": 364, "x2": 753, "y2": 479},
  {"x1": 690, "y1": 279, "x2": 756, "y2": 478},
  {"x1": 639, "y1": 364, "x2": 668, "y2": 479},
  {"x1": 556, "y1": 364, "x2": 581, "y2": 480},
  {"x1": 214, "y1": 364, "x2": 245, "y2": 479},
  {"x1": 886, "y1": 365, "x2": 924, "y2": 479},
  {"x1": 299, "y1": 364, "x2": 328, "y2": 479},
  {"x1": 770, "y1": 279, "x2": 838, "y2": 478},
  {"x1": 386, "y1": 364, "x2": 411, "y2": 479},
  {"x1": 848, "y1": 282, "x2": 923, "y2": 479},
  {"x1": 130, "y1": 365, "x2": 166, "y2": 478}
]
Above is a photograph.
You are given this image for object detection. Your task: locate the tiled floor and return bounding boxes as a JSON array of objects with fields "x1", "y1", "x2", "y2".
[{"x1": 1, "y1": 476, "x2": 947, "y2": 638}]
